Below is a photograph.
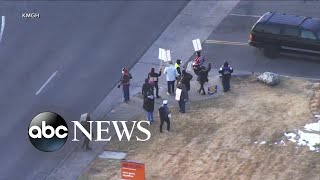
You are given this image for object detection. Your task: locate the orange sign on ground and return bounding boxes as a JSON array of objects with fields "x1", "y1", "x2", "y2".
[{"x1": 121, "y1": 160, "x2": 145, "y2": 180}]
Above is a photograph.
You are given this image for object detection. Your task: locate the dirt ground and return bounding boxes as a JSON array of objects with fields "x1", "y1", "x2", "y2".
[{"x1": 80, "y1": 76, "x2": 320, "y2": 180}]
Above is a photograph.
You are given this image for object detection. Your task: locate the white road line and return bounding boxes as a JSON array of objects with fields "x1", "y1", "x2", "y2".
[
  {"x1": 36, "y1": 71, "x2": 58, "y2": 95},
  {"x1": 206, "y1": 40, "x2": 248, "y2": 46},
  {"x1": 0, "y1": 16, "x2": 6, "y2": 43},
  {"x1": 229, "y1": 13, "x2": 261, "y2": 18}
]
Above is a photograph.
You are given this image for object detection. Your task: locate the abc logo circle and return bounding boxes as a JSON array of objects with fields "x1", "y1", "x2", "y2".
[{"x1": 28, "y1": 112, "x2": 68, "y2": 152}]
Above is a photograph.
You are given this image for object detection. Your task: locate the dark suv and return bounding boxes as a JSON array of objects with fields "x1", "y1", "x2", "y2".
[{"x1": 249, "y1": 12, "x2": 320, "y2": 58}]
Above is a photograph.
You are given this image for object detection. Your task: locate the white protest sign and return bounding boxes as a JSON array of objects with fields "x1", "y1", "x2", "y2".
[
  {"x1": 192, "y1": 39, "x2": 202, "y2": 51},
  {"x1": 187, "y1": 61, "x2": 193, "y2": 72},
  {"x1": 158, "y1": 48, "x2": 167, "y2": 61},
  {"x1": 175, "y1": 88, "x2": 182, "y2": 101},
  {"x1": 166, "y1": 50, "x2": 171, "y2": 62}
]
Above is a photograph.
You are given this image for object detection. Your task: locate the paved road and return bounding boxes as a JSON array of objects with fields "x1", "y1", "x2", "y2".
[
  {"x1": 202, "y1": 1, "x2": 320, "y2": 78},
  {"x1": 0, "y1": 1, "x2": 189, "y2": 179}
]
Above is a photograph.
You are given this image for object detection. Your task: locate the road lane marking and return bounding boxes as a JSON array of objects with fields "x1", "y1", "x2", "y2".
[
  {"x1": 36, "y1": 71, "x2": 58, "y2": 95},
  {"x1": 206, "y1": 40, "x2": 248, "y2": 46},
  {"x1": 0, "y1": 16, "x2": 6, "y2": 43},
  {"x1": 229, "y1": 13, "x2": 261, "y2": 18}
]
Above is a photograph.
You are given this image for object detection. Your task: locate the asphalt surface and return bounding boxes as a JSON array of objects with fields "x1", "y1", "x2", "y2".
[
  {"x1": 202, "y1": 1, "x2": 320, "y2": 78},
  {"x1": 0, "y1": 1, "x2": 189, "y2": 180}
]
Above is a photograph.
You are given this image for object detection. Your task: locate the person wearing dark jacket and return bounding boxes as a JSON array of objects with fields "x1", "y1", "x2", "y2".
[
  {"x1": 158, "y1": 100, "x2": 170, "y2": 133},
  {"x1": 180, "y1": 70, "x2": 193, "y2": 92},
  {"x1": 218, "y1": 61, "x2": 233, "y2": 92},
  {"x1": 142, "y1": 78, "x2": 154, "y2": 99},
  {"x1": 118, "y1": 68, "x2": 132, "y2": 103},
  {"x1": 143, "y1": 91, "x2": 155, "y2": 124},
  {"x1": 177, "y1": 82, "x2": 188, "y2": 113},
  {"x1": 197, "y1": 63, "x2": 211, "y2": 95},
  {"x1": 148, "y1": 67, "x2": 162, "y2": 98}
]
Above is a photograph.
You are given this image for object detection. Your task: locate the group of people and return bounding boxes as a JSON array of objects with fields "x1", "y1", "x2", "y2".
[{"x1": 117, "y1": 50, "x2": 233, "y2": 133}]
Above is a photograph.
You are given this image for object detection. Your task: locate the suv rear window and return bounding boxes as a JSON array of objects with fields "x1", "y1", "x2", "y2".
[
  {"x1": 282, "y1": 26, "x2": 299, "y2": 37},
  {"x1": 253, "y1": 23, "x2": 281, "y2": 34}
]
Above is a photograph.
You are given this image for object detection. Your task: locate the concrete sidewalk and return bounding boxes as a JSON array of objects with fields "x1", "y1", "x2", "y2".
[{"x1": 45, "y1": 1, "x2": 241, "y2": 179}]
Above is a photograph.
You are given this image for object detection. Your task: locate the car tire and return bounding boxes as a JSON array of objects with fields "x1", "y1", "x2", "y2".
[{"x1": 263, "y1": 46, "x2": 280, "y2": 59}]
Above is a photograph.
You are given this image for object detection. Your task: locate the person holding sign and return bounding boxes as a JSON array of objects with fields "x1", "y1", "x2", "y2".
[
  {"x1": 176, "y1": 81, "x2": 188, "y2": 113},
  {"x1": 181, "y1": 69, "x2": 193, "y2": 92},
  {"x1": 164, "y1": 61, "x2": 179, "y2": 95},
  {"x1": 148, "y1": 67, "x2": 162, "y2": 98}
]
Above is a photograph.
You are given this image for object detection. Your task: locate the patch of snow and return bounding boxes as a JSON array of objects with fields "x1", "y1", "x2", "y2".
[
  {"x1": 315, "y1": 115, "x2": 320, "y2": 118},
  {"x1": 296, "y1": 130, "x2": 320, "y2": 151},
  {"x1": 98, "y1": 151, "x2": 127, "y2": 159},
  {"x1": 285, "y1": 133, "x2": 297, "y2": 143},
  {"x1": 259, "y1": 141, "x2": 266, "y2": 145},
  {"x1": 304, "y1": 120, "x2": 320, "y2": 132}
]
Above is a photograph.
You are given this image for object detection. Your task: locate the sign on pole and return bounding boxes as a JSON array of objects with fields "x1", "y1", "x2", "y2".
[
  {"x1": 166, "y1": 50, "x2": 171, "y2": 62},
  {"x1": 192, "y1": 39, "x2": 202, "y2": 51},
  {"x1": 158, "y1": 48, "x2": 171, "y2": 62},
  {"x1": 159, "y1": 48, "x2": 172, "y2": 67},
  {"x1": 121, "y1": 160, "x2": 145, "y2": 180}
]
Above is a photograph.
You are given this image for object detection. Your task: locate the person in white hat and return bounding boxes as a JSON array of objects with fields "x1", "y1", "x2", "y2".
[{"x1": 158, "y1": 100, "x2": 171, "y2": 133}]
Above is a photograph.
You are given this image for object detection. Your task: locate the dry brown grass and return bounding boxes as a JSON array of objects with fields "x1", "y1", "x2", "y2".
[{"x1": 80, "y1": 76, "x2": 320, "y2": 180}]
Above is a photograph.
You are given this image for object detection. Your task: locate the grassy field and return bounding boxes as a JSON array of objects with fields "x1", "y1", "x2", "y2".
[{"x1": 80, "y1": 76, "x2": 320, "y2": 180}]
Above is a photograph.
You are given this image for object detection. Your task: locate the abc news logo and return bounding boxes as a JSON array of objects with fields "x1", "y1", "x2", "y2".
[{"x1": 28, "y1": 112, "x2": 151, "y2": 152}]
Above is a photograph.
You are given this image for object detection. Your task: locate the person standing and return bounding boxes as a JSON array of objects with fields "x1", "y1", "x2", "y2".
[
  {"x1": 218, "y1": 61, "x2": 233, "y2": 92},
  {"x1": 181, "y1": 69, "x2": 193, "y2": 92},
  {"x1": 164, "y1": 61, "x2": 179, "y2": 95},
  {"x1": 158, "y1": 100, "x2": 171, "y2": 133},
  {"x1": 175, "y1": 59, "x2": 182, "y2": 86},
  {"x1": 142, "y1": 78, "x2": 154, "y2": 99},
  {"x1": 80, "y1": 113, "x2": 92, "y2": 150},
  {"x1": 197, "y1": 62, "x2": 211, "y2": 95},
  {"x1": 118, "y1": 68, "x2": 132, "y2": 103},
  {"x1": 176, "y1": 82, "x2": 188, "y2": 113},
  {"x1": 143, "y1": 91, "x2": 155, "y2": 124},
  {"x1": 148, "y1": 67, "x2": 162, "y2": 98}
]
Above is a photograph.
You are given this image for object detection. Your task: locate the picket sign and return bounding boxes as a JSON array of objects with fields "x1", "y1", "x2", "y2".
[
  {"x1": 186, "y1": 61, "x2": 193, "y2": 72},
  {"x1": 192, "y1": 39, "x2": 202, "y2": 52},
  {"x1": 175, "y1": 88, "x2": 182, "y2": 101},
  {"x1": 158, "y1": 48, "x2": 171, "y2": 67}
]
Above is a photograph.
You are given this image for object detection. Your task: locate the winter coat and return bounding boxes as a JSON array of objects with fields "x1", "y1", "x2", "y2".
[
  {"x1": 148, "y1": 70, "x2": 161, "y2": 83},
  {"x1": 142, "y1": 79, "x2": 154, "y2": 98},
  {"x1": 198, "y1": 63, "x2": 211, "y2": 84},
  {"x1": 143, "y1": 95, "x2": 155, "y2": 112},
  {"x1": 164, "y1": 65, "x2": 179, "y2": 81},
  {"x1": 120, "y1": 73, "x2": 132, "y2": 85},
  {"x1": 177, "y1": 83, "x2": 188, "y2": 101},
  {"x1": 158, "y1": 104, "x2": 169, "y2": 120},
  {"x1": 181, "y1": 71, "x2": 193, "y2": 91},
  {"x1": 219, "y1": 66, "x2": 233, "y2": 79}
]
